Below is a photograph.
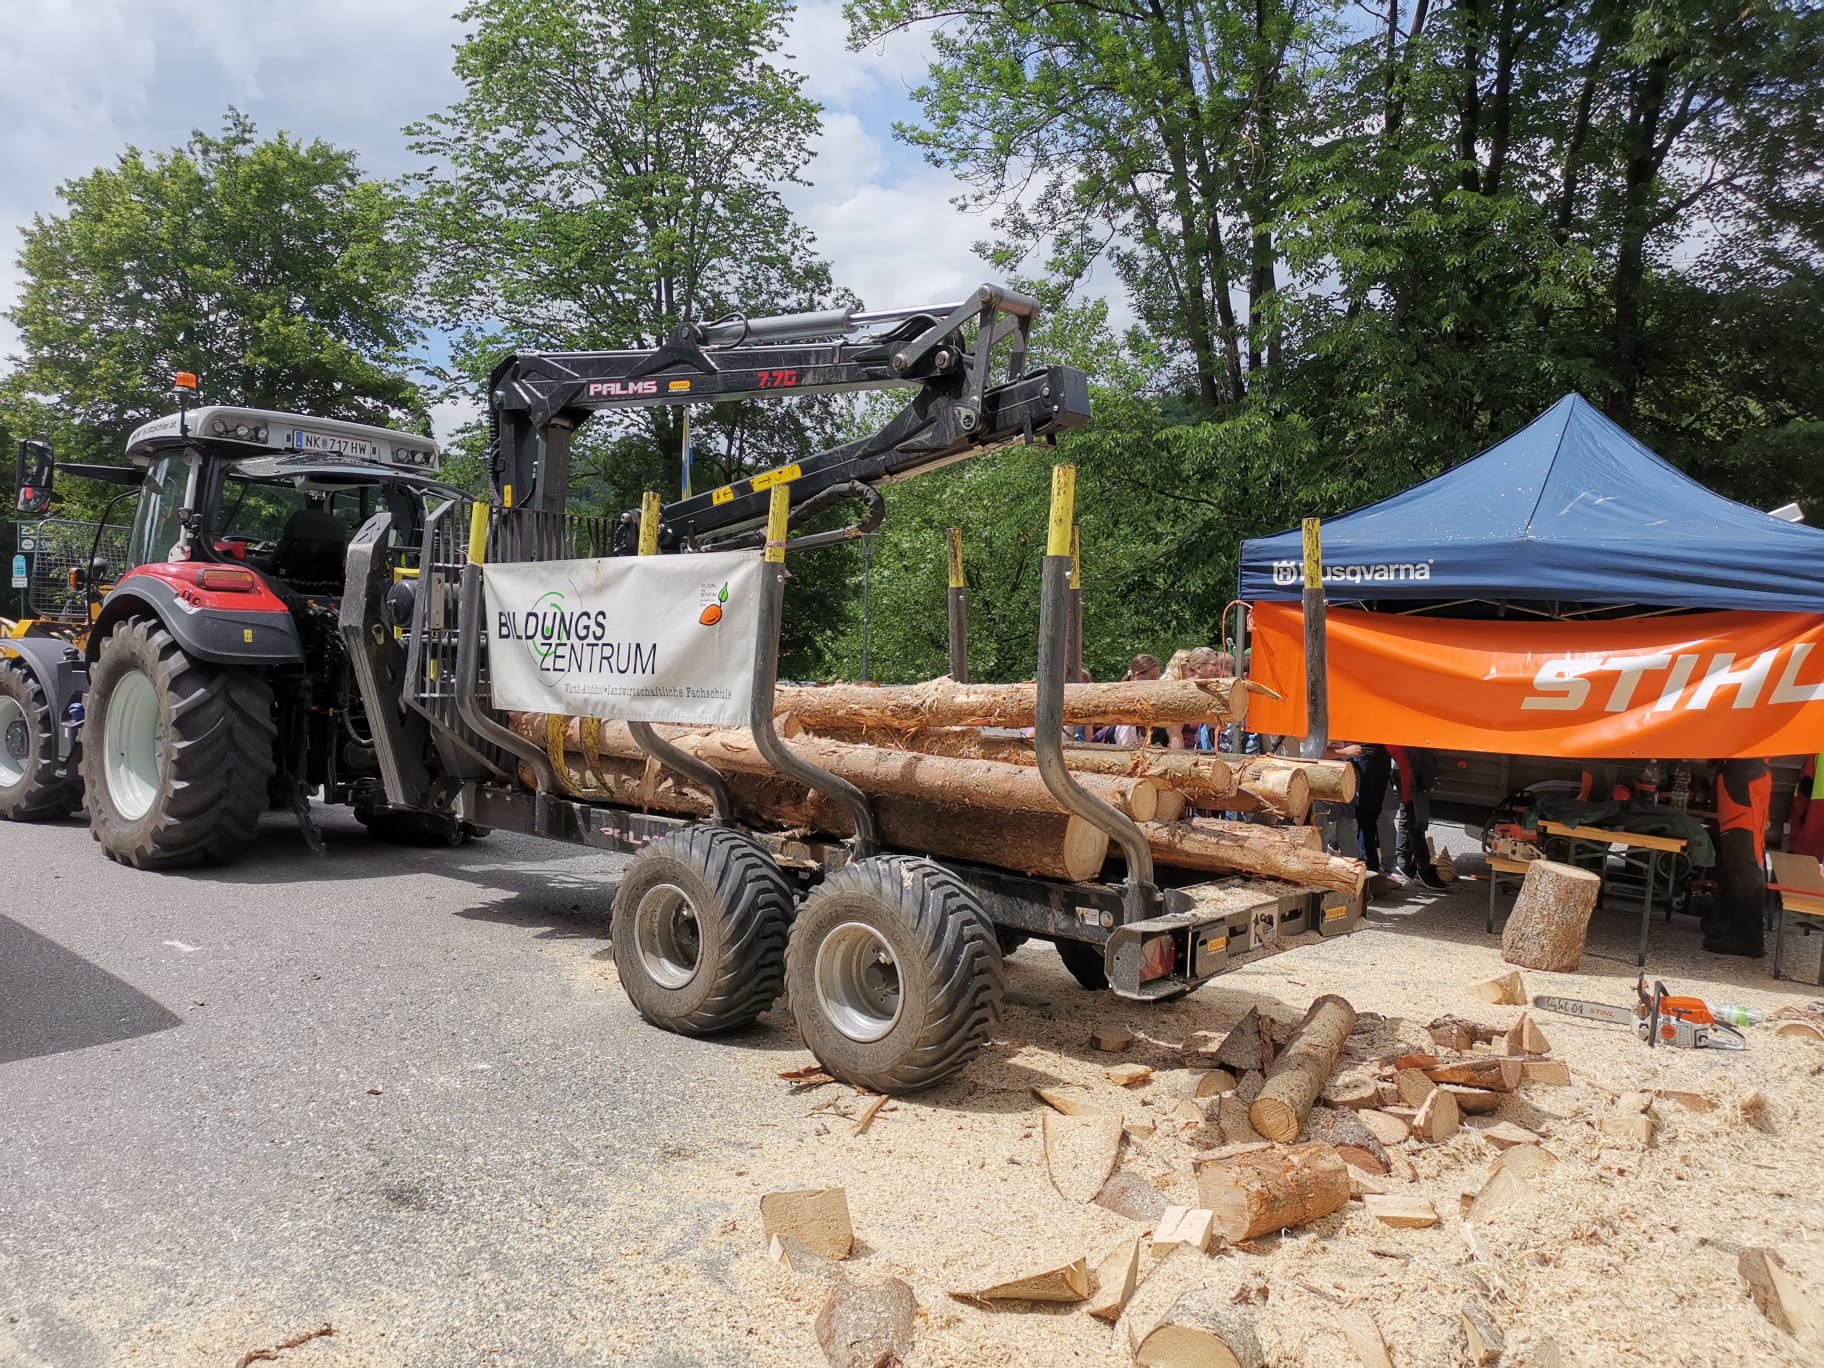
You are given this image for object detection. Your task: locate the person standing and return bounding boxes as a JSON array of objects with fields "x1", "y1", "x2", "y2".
[
  {"x1": 1789, "y1": 754, "x2": 1824, "y2": 859},
  {"x1": 1352, "y1": 744, "x2": 1392, "y2": 875},
  {"x1": 1707, "y1": 757, "x2": 1772, "y2": 957},
  {"x1": 1390, "y1": 745, "x2": 1447, "y2": 890}
]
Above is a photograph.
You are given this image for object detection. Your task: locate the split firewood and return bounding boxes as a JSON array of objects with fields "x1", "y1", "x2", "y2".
[
  {"x1": 1413, "y1": 1088, "x2": 1460, "y2": 1142},
  {"x1": 1358, "y1": 1110, "x2": 1412, "y2": 1146},
  {"x1": 760, "y1": 1188, "x2": 854, "y2": 1260},
  {"x1": 1653, "y1": 1089, "x2": 1718, "y2": 1113},
  {"x1": 1211, "y1": 1009, "x2": 1269, "y2": 1074},
  {"x1": 1087, "y1": 1238, "x2": 1143, "y2": 1321},
  {"x1": 1740, "y1": 1247, "x2": 1824, "y2": 1343},
  {"x1": 1392, "y1": 1067, "x2": 1435, "y2": 1108},
  {"x1": 1152, "y1": 1206, "x2": 1218, "y2": 1257},
  {"x1": 769, "y1": 1233, "x2": 834, "y2": 1276},
  {"x1": 1502, "y1": 860, "x2": 1602, "y2": 971},
  {"x1": 815, "y1": 1273, "x2": 918, "y2": 1368},
  {"x1": 1521, "y1": 1058, "x2": 1572, "y2": 1087},
  {"x1": 1107, "y1": 1063, "x2": 1154, "y2": 1087},
  {"x1": 1125, "y1": 1118, "x2": 1157, "y2": 1141},
  {"x1": 1132, "y1": 1288, "x2": 1266, "y2": 1368},
  {"x1": 1194, "y1": 1068, "x2": 1240, "y2": 1098},
  {"x1": 1461, "y1": 1163, "x2": 1532, "y2": 1221},
  {"x1": 1392, "y1": 1052, "x2": 1439, "y2": 1071},
  {"x1": 1465, "y1": 970, "x2": 1527, "y2": 1006},
  {"x1": 1347, "y1": 1165, "x2": 1389, "y2": 1198},
  {"x1": 1196, "y1": 1143, "x2": 1351, "y2": 1242},
  {"x1": 1335, "y1": 1309, "x2": 1395, "y2": 1368},
  {"x1": 1442, "y1": 1085, "x2": 1502, "y2": 1115},
  {"x1": 1505, "y1": 1013, "x2": 1552, "y2": 1056},
  {"x1": 1171, "y1": 1099, "x2": 1208, "y2": 1125},
  {"x1": 1430, "y1": 1015, "x2": 1503, "y2": 1049},
  {"x1": 1032, "y1": 1086, "x2": 1115, "y2": 1118},
  {"x1": 1363, "y1": 1194, "x2": 1439, "y2": 1229},
  {"x1": 1304, "y1": 1107, "x2": 1392, "y2": 1173},
  {"x1": 1096, "y1": 1172, "x2": 1169, "y2": 1223},
  {"x1": 1218, "y1": 1096, "x2": 1266, "y2": 1147},
  {"x1": 1423, "y1": 1058, "x2": 1522, "y2": 1092},
  {"x1": 1600, "y1": 1099, "x2": 1656, "y2": 1147},
  {"x1": 1044, "y1": 1112, "x2": 1124, "y2": 1202},
  {"x1": 1460, "y1": 1303, "x2": 1506, "y2": 1365},
  {"x1": 1091, "y1": 1026, "x2": 1135, "y2": 1053},
  {"x1": 1249, "y1": 995, "x2": 1357, "y2": 1142},
  {"x1": 1385, "y1": 1150, "x2": 1418, "y2": 1184},
  {"x1": 1475, "y1": 1121, "x2": 1540, "y2": 1149},
  {"x1": 953, "y1": 1256, "x2": 1091, "y2": 1305},
  {"x1": 777, "y1": 675, "x2": 1252, "y2": 732},
  {"x1": 1492, "y1": 1145, "x2": 1559, "y2": 1181}
]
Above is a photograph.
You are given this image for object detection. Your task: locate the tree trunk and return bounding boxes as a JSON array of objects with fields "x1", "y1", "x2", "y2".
[
  {"x1": 1500, "y1": 859, "x2": 1602, "y2": 971},
  {"x1": 1221, "y1": 753, "x2": 1356, "y2": 804},
  {"x1": 775, "y1": 677, "x2": 1249, "y2": 732},
  {"x1": 514, "y1": 714, "x2": 1160, "y2": 822},
  {"x1": 1248, "y1": 995, "x2": 1358, "y2": 1142},
  {"x1": 1194, "y1": 1143, "x2": 1350, "y2": 1241},
  {"x1": 1143, "y1": 821, "x2": 1366, "y2": 895},
  {"x1": 1227, "y1": 760, "x2": 1310, "y2": 820}
]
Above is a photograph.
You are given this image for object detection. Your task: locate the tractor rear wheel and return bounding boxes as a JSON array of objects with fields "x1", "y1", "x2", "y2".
[
  {"x1": 610, "y1": 827, "x2": 793, "y2": 1035},
  {"x1": 786, "y1": 856, "x2": 1004, "y2": 1093},
  {"x1": 81, "y1": 620, "x2": 275, "y2": 869},
  {"x1": 0, "y1": 662, "x2": 81, "y2": 821},
  {"x1": 1053, "y1": 938, "x2": 1110, "y2": 991}
]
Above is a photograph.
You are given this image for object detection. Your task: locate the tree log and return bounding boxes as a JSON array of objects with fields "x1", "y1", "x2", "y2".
[
  {"x1": 1194, "y1": 1143, "x2": 1350, "y2": 1241},
  {"x1": 513, "y1": 714, "x2": 1160, "y2": 822},
  {"x1": 1248, "y1": 995, "x2": 1358, "y2": 1142},
  {"x1": 1501, "y1": 859, "x2": 1602, "y2": 971},
  {"x1": 1221, "y1": 753, "x2": 1357, "y2": 804},
  {"x1": 775, "y1": 675, "x2": 1249, "y2": 731},
  {"x1": 509, "y1": 719, "x2": 1110, "y2": 881},
  {"x1": 1226, "y1": 759, "x2": 1310, "y2": 820},
  {"x1": 1143, "y1": 821, "x2": 1366, "y2": 894},
  {"x1": 1191, "y1": 818, "x2": 1322, "y2": 851},
  {"x1": 1133, "y1": 1288, "x2": 1266, "y2": 1368}
]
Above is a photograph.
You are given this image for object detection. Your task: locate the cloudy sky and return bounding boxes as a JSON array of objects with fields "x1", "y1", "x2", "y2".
[{"x1": 0, "y1": 0, "x2": 1002, "y2": 431}]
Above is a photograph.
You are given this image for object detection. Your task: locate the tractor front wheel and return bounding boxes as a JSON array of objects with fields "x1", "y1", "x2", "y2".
[
  {"x1": 0, "y1": 662, "x2": 81, "y2": 821},
  {"x1": 81, "y1": 620, "x2": 275, "y2": 869}
]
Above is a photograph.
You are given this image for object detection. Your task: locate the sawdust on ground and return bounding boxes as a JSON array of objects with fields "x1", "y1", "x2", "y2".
[{"x1": 661, "y1": 827, "x2": 1824, "y2": 1368}]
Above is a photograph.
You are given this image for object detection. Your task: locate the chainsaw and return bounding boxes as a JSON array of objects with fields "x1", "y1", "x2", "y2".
[{"x1": 1532, "y1": 975, "x2": 1747, "y2": 1050}]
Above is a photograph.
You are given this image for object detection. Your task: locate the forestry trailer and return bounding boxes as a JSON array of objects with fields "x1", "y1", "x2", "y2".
[{"x1": 3, "y1": 390, "x2": 469, "y2": 849}]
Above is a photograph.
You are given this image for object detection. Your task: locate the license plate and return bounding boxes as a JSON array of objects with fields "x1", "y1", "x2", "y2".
[{"x1": 293, "y1": 429, "x2": 381, "y2": 459}]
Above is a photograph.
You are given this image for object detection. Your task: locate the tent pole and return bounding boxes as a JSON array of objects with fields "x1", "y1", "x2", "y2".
[{"x1": 1300, "y1": 517, "x2": 1329, "y2": 760}]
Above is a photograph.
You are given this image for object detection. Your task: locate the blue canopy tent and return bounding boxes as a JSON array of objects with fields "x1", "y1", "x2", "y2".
[{"x1": 1238, "y1": 394, "x2": 1824, "y2": 615}]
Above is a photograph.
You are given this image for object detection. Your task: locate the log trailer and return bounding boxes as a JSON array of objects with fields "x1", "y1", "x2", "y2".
[{"x1": 332, "y1": 284, "x2": 1361, "y2": 1093}]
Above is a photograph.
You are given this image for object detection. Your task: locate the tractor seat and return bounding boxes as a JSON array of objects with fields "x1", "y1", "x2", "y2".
[{"x1": 269, "y1": 508, "x2": 349, "y2": 595}]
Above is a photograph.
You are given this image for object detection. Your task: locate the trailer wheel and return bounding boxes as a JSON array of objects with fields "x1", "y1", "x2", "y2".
[
  {"x1": 0, "y1": 662, "x2": 81, "y2": 821},
  {"x1": 610, "y1": 827, "x2": 792, "y2": 1035},
  {"x1": 786, "y1": 856, "x2": 1004, "y2": 1093},
  {"x1": 80, "y1": 619, "x2": 275, "y2": 869},
  {"x1": 1053, "y1": 938, "x2": 1109, "y2": 991}
]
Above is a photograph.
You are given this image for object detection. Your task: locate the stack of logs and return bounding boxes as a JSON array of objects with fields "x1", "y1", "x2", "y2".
[{"x1": 507, "y1": 674, "x2": 1365, "y2": 893}]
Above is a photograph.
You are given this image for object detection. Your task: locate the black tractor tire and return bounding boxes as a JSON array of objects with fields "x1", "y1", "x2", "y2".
[
  {"x1": 610, "y1": 826, "x2": 793, "y2": 1036},
  {"x1": 1053, "y1": 937, "x2": 1110, "y2": 991},
  {"x1": 0, "y1": 662, "x2": 82, "y2": 821},
  {"x1": 80, "y1": 619, "x2": 275, "y2": 870},
  {"x1": 785, "y1": 856, "x2": 1004, "y2": 1094}
]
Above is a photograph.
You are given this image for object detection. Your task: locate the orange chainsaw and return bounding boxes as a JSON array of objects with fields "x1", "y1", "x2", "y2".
[{"x1": 1532, "y1": 975, "x2": 1747, "y2": 1050}]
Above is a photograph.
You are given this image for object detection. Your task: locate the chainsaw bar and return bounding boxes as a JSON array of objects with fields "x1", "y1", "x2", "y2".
[{"x1": 1532, "y1": 994, "x2": 1635, "y2": 1026}]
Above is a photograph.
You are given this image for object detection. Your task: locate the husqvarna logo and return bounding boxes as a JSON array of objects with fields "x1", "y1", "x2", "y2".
[{"x1": 1272, "y1": 559, "x2": 1435, "y2": 587}]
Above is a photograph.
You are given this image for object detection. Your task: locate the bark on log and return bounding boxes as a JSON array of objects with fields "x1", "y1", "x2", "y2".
[
  {"x1": 1143, "y1": 821, "x2": 1366, "y2": 895},
  {"x1": 1194, "y1": 1143, "x2": 1351, "y2": 1242},
  {"x1": 1192, "y1": 818, "x2": 1322, "y2": 851},
  {"x1": 1501, "y1": 859, "x2": 1602, "y2": 972},
  {"x1": 1227, "y1": 759, "x2": 1311, "y2": 820},
  {"x1": 1132, "y1": 1288, "x2": 1266, "y2": 1368},
  {"x1": 1248, "y1": 995, "x2": 1358, "y2": 1142},
  {"x1": 775, "y1": 676, "x2": 1250, "y2": 731},
  {"x1": 510, "y1": 719, "x2": 1110, "y2": 881},
  {"x1": 514, "y1": 714, "x2": 1161, "y2": 823}
]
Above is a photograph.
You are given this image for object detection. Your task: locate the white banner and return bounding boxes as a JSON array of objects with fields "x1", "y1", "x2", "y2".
[{"x1": 482, "y1": 549, "x2": 764, "y2": 726}]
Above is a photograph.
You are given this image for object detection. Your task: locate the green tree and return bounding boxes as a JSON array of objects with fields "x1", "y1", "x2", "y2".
[{"x1": 4, "y1": 110, "x2": 425, "y2": 481}]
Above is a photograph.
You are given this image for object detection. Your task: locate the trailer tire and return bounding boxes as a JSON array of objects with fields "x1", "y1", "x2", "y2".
[
  {"x1": 0, "y1": 661, "x2": 81, "y2": 821},
  {"x1": 1053, "y1": 938, "x2": 1109, "y2": 991},
  {"x1": 786, "y1": 856, "x2": 1004, "y2": 1094},
  {"x1": 611, "y1": 827, "x2": 792, "y2": 1036},
  {"x1": 81, "y1": 619, "x2": 275, "y2": 869}
]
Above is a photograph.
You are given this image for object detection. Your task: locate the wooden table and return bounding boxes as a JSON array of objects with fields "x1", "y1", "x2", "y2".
[
  {"x1": 1485, "y1": 854, "x2": 1533, "y2": 934},
  {"x1": 1537, "y1": 820, "x2": 1690, "y2": 967}
]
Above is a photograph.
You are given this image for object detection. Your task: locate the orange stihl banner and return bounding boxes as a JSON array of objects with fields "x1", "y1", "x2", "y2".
[{"x1": 1248, "y1": 603, "x2": 1824, "y2": 758}]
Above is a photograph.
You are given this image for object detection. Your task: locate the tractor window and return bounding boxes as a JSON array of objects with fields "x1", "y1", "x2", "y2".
[
  {"x1": 215, "y1": 477, "x2": 381, "y2": 545},
  {"x1": 128, "y1": 455, "x2": 193, "y2": 567}
]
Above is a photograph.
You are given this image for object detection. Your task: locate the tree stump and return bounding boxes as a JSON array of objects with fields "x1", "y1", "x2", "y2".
[{"x1": 1500, "y1": 859, "x2": 1602, "y2": 971}]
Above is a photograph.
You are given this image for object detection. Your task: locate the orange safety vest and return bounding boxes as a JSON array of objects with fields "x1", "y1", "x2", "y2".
[{"x1": 1719, "y1": 759, "x2": 1773, "y2": 863}]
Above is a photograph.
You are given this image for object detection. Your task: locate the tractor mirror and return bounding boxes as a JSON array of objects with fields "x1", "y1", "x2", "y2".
[{"x1": 15, "y1": 439, "x2": 54, "y2": 515}]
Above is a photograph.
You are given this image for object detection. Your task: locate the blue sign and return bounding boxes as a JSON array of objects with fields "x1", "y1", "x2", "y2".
[{"x1": 10, "y1": 552, "x2": 26, "y2": 589}]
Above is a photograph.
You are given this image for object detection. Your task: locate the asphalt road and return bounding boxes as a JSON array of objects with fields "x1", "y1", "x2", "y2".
[{"x1": 0, "y1": 810, "x2": 788, "y2": 1368}]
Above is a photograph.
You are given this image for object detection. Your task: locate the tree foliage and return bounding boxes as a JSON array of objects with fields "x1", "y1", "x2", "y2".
[{"x1": 3, "y1": 110, "x2": 425, "y2": 488}]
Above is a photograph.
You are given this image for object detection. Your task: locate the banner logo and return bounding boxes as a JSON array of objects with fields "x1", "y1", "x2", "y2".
[{"x1": 1271, "y1": 559, "x2": 1434, "y2": 587}]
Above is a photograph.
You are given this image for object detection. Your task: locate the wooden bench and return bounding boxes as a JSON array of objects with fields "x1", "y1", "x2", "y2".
[
  {"x1": 1768, "y1": 851, "x2": 1824, "y2": 985},
  {"x1": 1486, "y1": 854, "x2": 1532, "y2": 934}
]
